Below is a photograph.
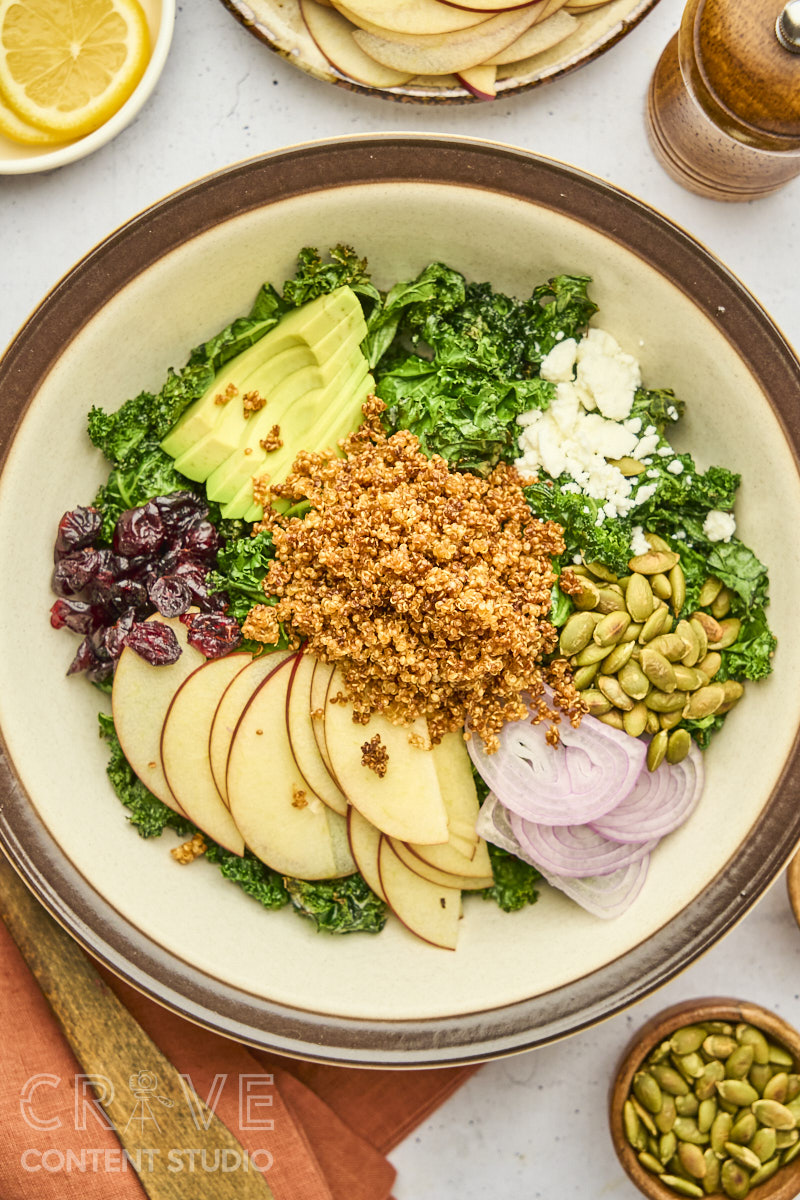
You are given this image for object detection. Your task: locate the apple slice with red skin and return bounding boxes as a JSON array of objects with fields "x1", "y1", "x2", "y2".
[
  {"x1": 440, "y1": 0, "x2": 540, "y2": 11},
  {"x1": 309, "y1": 659, "x2": 337, "y2": 772},
  {"x1": 456, "y1": 63, "x2": 497, "y2": 98},
  {"x1": 346, "y1": 807, "x2": 387, "y2": 901},
  {"x1": 160, "y1": 654, "x2": 250, "y2": 854},
  {"x1": 286, "y1": 654, "x2": 349, "y2": 816},
  {"x1": 333, "y1": 0, "x2": 490, "y2": 33},
  {"x1": 301, "y1": 0, "x2": 415, "y2": 86},
  {"x1": 351, "y1": 5, "x2": 539, "y2": 73},
  {"x1": 378, "y1": 837, "x2": 461, "y2": 949},
  {"x1": 323, "y1": 667, "x2": 448, "y2": 845},
  {"x1": 389, "y1": 838, "x2": 494, "y2": 890},
  {"x1": 488, "y1": 5, "x2": 575, "y2": 61},
  {"x1": 112, "y1": 613, "x2": 206, "y2": 813},
  {"x1": 227, "y1": 656, "x2": 356, "y2": 879},
  {"x1": 208, "y1": 649, "x2": 294, "y2": 808}
]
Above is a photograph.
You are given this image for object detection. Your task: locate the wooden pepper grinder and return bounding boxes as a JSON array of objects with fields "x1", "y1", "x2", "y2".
[{"x1": 646, "y1": 0, "x2": 800, "y2": 200}]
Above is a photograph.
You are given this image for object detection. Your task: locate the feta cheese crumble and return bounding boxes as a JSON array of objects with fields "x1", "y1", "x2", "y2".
[{"x1": 703, "y1": 509, "x2": 736, "y2": 543}]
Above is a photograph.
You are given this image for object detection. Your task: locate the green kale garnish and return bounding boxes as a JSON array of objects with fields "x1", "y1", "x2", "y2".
[
  {"x1": 204, "y1": 843, "x2": 289, "y2": 910},
  {"x1": 207, "y1": 530, "x2": 277, "y2": 620},
  {"x1": 481, "y1": 844, "x2": 540, "y2": 913},
  {"x1": 98, "y1": 713, "x2": 194, "y2": 839},
  {"x1": 525, "y1": 479, "x2": 636, "y2": 576},
  {"x1": 284, "y1": 874, "x2": 388, "y2": 934},
  {"x1": 283, "y1": 245, "x2": 381, "y2": 316}
]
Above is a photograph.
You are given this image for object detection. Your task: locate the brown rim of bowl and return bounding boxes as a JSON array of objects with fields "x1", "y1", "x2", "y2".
[
  {"x1": 1, "y1": 135, "x2": 800, "y2": 1066},
  {"x1": 609, "y1": 997, "x2": 800, "y2": 1199},
  {"x1": 216, "y1": 0, "x2": 663, "y2": 106}
]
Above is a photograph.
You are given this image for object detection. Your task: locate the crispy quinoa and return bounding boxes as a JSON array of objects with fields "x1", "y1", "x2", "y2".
[{"x1": 247, "y1": 397, "x2": 581, "y2": 751}]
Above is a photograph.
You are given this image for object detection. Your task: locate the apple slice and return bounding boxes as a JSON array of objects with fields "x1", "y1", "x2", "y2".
[
  {"x1": 378, "y1": 838, "x2": 460, "y2": 949},
  {"x1": 209, "y1": 649, "x2": 294, "y2": 806},
  {"x1": 160, "y1": 654, "x2": 250, "y2": 854},
  {"x1": 309, "y1": 659, "x2": 336, "y2": 770},
  {"x1": 390, "y1": 839, "x2": 494, "y2": 890},
  {"x1": 323, "y1": 667, "x2": 448, "y2": 845},
  {"x1": 227, "y1": 656, "x2": 356, "y2": 879},
  {"x1": 112, "y1": 614, "x2": 206, "y2": 812},
  {"x1": 486, "y1": 7, "x2": 575, "y2": 61},
  {"x1": 346, "y1": 807, "x2": 387, "y2": 901},
  {"x1": 286, "y1": 654, "x2": 349, "y2": 816},
  {"x1": 351, "y1": 5, "x2": 539, "y2": 73},
  {"x1": 301, "y1": 0, "x2": 415, "y2": 86},
  {"x1": 334, "y1": 0, "x2": 490, "y2": 34},
  {"x1": 456, "y1": 63, "x2": 497, "y2": 98},
  {"x1": 441, "y1": 0, "x2": 539, "y2": 10}
]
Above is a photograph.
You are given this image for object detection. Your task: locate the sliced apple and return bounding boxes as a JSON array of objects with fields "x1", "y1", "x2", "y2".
[
  {"x1": 351, "y1": 5, "x2": 539, "y2": 73},
  {"x1": 323, "y1": 667, "x2": 448, "y2": 845},
  {"x1": 208, "y1": 649, "x2": 294, "y2": 806},
  {"x1": 486, "y1": 7, "x2": 576, "y2": 61},
  {"x1": 286, "y1": 654, "x2": 349, "y2": 816},
  {"x1": 334, "y1": 0, "x2": 490, "y2": 34},
  {"x1": 378, "y1": 838, "x2": 460, "y2": 950},
  {"x1": 309, "y1": 658, "x2": 336, "y2": 769},
  {"x1": 390, "y1": 838, "x2": 494, "y2": 890},
  {"x1": 346, "y1": 807, "x2": 387, "y2": 901},
  {"x1": 160, "y1": 654, "x2": 250, "y2": 854},
  {"x1": 112, "y1": 614, "x2": 207, "y2": 813},
  {"x1": 301, "y1": 0, "x2": 415, "y2": 86},
  {"x1": 227, "y1": 656, "x2": 356, "y2": 879},
  {"x1": 456, "y1": 63, "x2": 497, "y2": 98},
  {"x1": 441, "y1": 0, "x2": 539, "y2": 10}
]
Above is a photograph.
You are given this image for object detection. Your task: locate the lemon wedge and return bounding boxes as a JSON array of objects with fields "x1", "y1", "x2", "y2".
[{"x1": 0, "y1": 0, "x2": 150, "y2": 140}]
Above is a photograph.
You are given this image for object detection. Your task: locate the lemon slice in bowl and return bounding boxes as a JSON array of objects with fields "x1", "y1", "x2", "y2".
[
  {"x1": 0, "y1": 0, "x2": 150, "y2": 140},
  {"x1": 0, "y1": 86, "x2": 71, "y2": 144}
]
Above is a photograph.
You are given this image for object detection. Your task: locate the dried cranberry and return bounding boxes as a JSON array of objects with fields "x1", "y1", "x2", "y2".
[
  {"x1": 124, "y1": 620, "x2": 182, "y2": 666},
  {"x1": 108, "y1": 578, "x2": 149, "y2": 618},
  {"x1": 183, "y1": 612, "x2": 242, "y2": 659},
  {"x1": 50, "y1": 598, "x2": 105, "y2": 635},
  {"x1": 170, "y1": 556, "x2": 211, "y2": 604},
  {"x1": 87, "y1": 657, "x2": 114, "y2": 684},
  {"x1": 54, "y1": 507, "x2": 102, "y2": 559},
  {"x1": 154, "y1": 491, "x2": 208, "y2": 539},
  {"x1": 183, "y1": 520, "x2": 219, "y2": 560},
  {"x1": 113, "y1": 502, "x2": 165, "y2": 557},
  {"x1": 66, "y1": 637, "x2": 97, "y2": 676},
  {"x1": 104, "y1": 610, "x2": 137, "y2": 659},
  {"x1": 52, "y1": 549, "x2": 101, "y2": 597},
  {"x1": 148, "y1": 574, "x2": 193, "y2": 618}
]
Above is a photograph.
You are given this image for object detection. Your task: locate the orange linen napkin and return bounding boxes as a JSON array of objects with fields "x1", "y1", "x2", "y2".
[{"x1": 0, "y1": 920, "x2": 478, "y2": 1200}]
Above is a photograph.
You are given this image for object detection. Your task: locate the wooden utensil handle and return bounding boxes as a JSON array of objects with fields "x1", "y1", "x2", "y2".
[{"x1": 0, "y1": 857, "x2": 274, "y2": 1200}]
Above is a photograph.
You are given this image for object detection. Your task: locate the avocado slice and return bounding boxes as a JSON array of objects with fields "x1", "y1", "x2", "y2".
[
  {"x1": 161, "y1": 287, "x2": 364, "y2": 461},
  {"x1": 206, "y1": 345, "x2": 369, "y2": 506}
]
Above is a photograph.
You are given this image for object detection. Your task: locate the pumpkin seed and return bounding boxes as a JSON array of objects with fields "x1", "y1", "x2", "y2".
[
  {"x1": 661, "y1": 1175, "x2": 704, "y2": 1197},
  {"x1": 596, "y1": 586, "x2": 628, "y2": 614},
  {"x1": 660, "y1": 1128, "x2": 679, "y2": 1159},
  {"x1": 724, "y1": 1142, "x2": 761, "y2": 1172},
  {"x1": 678, "y1": 1141, "x2": 707, "y2": 1179},
  {"x1": 618, "y1": 660, "x2": 650, "y2": 700},
  {"x1": 737, "y1": 1024, "x2": 770, "y2": 1065},
  {"x1": 695, "y1": 1061, "x2": 725, "y2": 1101},
  {"x1": 702, "y1": 1149, "x2": 721, "y2": 1194},
  {"x1": 572, "y1": 663, "x2": 600, "y2": 690},
  {"x1": 573, "y1": 578, "x2": 601, "y2": 609},
  {"x1": 676, "y1": 619, "x2": 701, "y2": 666},
  {"x1": 575, "y1": 641, "x2": 614, "y2": 666},
  {"x1": 632, "y1": 1095, "x2": 660, "y2": 1134},
  {"x1": 584, "y1": 560, "x2": 618, "y2": 582},
  {"x1": 748, "y1": 1157, "x2": 780, "y2": 1186},
  {"x1": 775, "y1": 1130, "x2": 799, "y2": 1149},
  {"x1": 688, "y1": 618, "x2": 709, "y2": 661},
  {"x1": 697, "y1": 1098, "x2": 717, "y2": 1134},
  {"x1": 646, "y1": 711, "x2": 661, "y2": 735},
  {"x1": 704, "y1": 1035, "x2": 737, "y2": 1060},
  {"x1": 594, "y1": 610, "x2": 630, "y2": 646},
  {"x1": 640, "y1": 604, "x2": 670, "y2": 644},
  {"x1": 711, "y1": 587, "x2": 731, "y2": 619},
  {"x1": 647, "y1": 689, "x2": 688, "y2": 714},
  {"x1": 638, "y1": 1150, "x2": 665, "y2": 1174},
  {"x1": 666, "y1": 729, "x2": 691, "y2": 765},
  {"x1": 581, "y1": 689, "x2": 612, "y2": 717},
  {"x1": 697, "y1": 651, "x2": 722, "y2": 680},
  {"x1": 669, "y1": 562, "x2": 686, "y2": 616},
  {"x1": 620, "y1": 620, "x2": 645, "y2": 642},
  {"x1": 623, "y1": 700, "x2": 649, "y2": 738},
  {"x1": 748, "y1": 1064, "x2": 774, "y2": 1094},
  {"x1": 716, "y1": 1080, "x2": 759, "y2": 1107},
  {"x1": 661, "y1": 709, "x2": 685, "y2": 731},
  {"x1": 629, "y1": 549, "x2": 680, "y2": 574},
  {"x1": 767, "y1": 1042, "x2": 795, "y2": 1068},
  {"x1": 648, "y1": 633, "x2": 689, "y2": 662},
  {"x1": 698, "y1": 576, "x2": 724, "y2": 607},
  {"x1": 673, "y1": 1117, "x2": 709, "y2": 1145},
  {"x1": 657, "y1": 1094, "x2": 678, "y2": 1133},
  {"x1": 782, "y1": 1140, "x2": 800, "y2": 1165},
  {"x1": 763, "y1": 1072, "x2": 790, "y2": 1103},
  {"x1": 647, "y1": 730, "x2": 668, "y2": 771},
  {"x1": 751, "y1": 1098, "x2": 796, "y2": 1129},
  {"x1": 608, "y1": 455, "x2": 646, "y2": 476},
  {"x1": 785, "y1": 1074, "x2": 800, "y2": 1100},
  {"x1": 692, "y1": 611, "x2": 723, "y2": 643},
  {"x1": 652, "y1": 572, "x2": 672, "y2": 600},
  {"x1": 598, "y1": 709, "x2": 624, "y2": 730},
  {"x1": 749, "y1": 1127, "x2": 777, "y2": 1163},
  {"x1": 710, "y1": 1112, "x2": 734, "y2": 1156},
  {"x1": 652, "y1": 1064, "x2": 691, "y2": 1096},
  {"x1": 559, "y1": 612, "x2": 597, "y2": 656},
  {"x1": 728, "y1": 1112, "x2": 756, "y2": 1144},
  {"x1": 719, "y1": 1158, "x2": 750, "y2": 1199},
  {"x1": 709, "y1": 617, "x2": 741, "y2": 650},
  {"x1": 725, "y1": 1044, "x2": 756, "y2": 1080},
  {"x1": 601, "y1": 640, "x2": 636, "y2": 674},
  {"x1": 626, "y1": 573, "x2": 655, "y2": 622},
  {"x1": 645, "y1": 532, "x2": 674, "y2": 553},
  {"x1": 641, "y1": 647, "x2": 678, "y2": 692},
  {"x1": 683, "y1": 684, "x2": 725, "y2": 720},
  {"x1": 634, "y1": 1070, "x2": 664, "y2": 1114},
  {"x1": 675, "y1": 1093, "x2": 700, "y2": 1117}
]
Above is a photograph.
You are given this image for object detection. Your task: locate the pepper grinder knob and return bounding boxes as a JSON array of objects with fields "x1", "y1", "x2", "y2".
[
  {"x1": 776, "y1": 0, "x2": 800, "y2": 51},
  {"x1": 646, "y1": 0, "x2": 800, "y2": 200}
]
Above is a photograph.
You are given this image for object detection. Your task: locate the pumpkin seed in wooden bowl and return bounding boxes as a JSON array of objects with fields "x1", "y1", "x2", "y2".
[{"x1": 610, "y1": 998, "x2": 800, "y2": 1200}]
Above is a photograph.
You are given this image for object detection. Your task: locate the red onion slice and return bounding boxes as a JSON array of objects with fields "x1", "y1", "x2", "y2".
[
  {"x1": 468, "y1": 705, "x2": 647, "y2": 826},
  {"x1": 509, "y1": 811, "x2": 658, "y2": 878},
  {"x1": 589, "y1": 741, "x2": 704, "y2": 842},
  {"x1": 536, "y1": 858, "x2": 650, "y2": 920}
]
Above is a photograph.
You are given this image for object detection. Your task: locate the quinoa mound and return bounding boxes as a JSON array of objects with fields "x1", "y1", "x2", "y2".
[{"x1": 247, "y1": 397, "x2": 580, "y2": 751}]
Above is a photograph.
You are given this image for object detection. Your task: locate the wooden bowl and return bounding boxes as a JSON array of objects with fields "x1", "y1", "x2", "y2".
[
  {"x1": 786, "y1": 852, "x2": 800, "y2": 930},
  {"x1": 610, "y1": 998, "x2": 800, "y2": 1199}
]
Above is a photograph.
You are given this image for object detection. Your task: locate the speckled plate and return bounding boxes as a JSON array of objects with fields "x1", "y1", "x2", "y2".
[
  {"x1": 1, "y1": 136, "x2": 799, "y2": 1066},
  {"x1": 219, "y1": 0, "x2": 661, "y2": 103}
]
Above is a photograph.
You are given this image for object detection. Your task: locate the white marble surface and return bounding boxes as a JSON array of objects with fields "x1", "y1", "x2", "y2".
[{"x1": 1, "y1": 1, "x2": 799, "y2": 1196}]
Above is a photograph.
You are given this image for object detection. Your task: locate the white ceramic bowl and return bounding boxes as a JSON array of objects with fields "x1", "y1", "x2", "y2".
[
  {"x1": 0, "y1": 0, "x2": 175, "y2": 175},
  {"x1": 1, "y1": 136, "x2": 799, "y2": 1065}
]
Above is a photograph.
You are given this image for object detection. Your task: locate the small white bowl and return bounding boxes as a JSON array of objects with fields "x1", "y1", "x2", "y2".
[{"x1": 0, "y1": 0, "x2": 175, "y2": 175}]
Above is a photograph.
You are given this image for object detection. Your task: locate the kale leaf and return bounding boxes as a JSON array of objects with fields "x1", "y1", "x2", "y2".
[
  {"x1": 284, "y1": 875, "x2": 388, "y2": 934},
  {"x1": 204, "y1": 844, "x2": 289, "y2": 910},
  {"x1": 98, "y1": 713, "x2": 194, "y2": 839},
  {"x1": 206, "y1": 530, "x2": 277, "y2": 621},
  {"x1": 719, "y1": 608, "x2": 777, "y2": 681},
  {"x1": 525, "y1": 479, "x2": 635, "y2": 575},
  {"x1": 629, "y1": 386, "x2": 685, "y2": 433},
  {"x1": 283, "y1": 245, "x2": 381, "y2": 316},
  {"x1": 481, "y1": 844, "x2": 540, "y2": 913}
]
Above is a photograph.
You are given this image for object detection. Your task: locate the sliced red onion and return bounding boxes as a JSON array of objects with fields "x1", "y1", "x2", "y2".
[
  {"x1": 589, "y1": 742, "x2": 704, "y2": 842},
  {"x1": 536, "y1": 858, "x2": 650, "y2": 920},
  {"x1": 475, "y1": 791, "x2": 520, "y2": 856},
  {"x1": 468, "y1": 705, "x2": 646, "y2": 826},
  {"x1": 509, "y1": 811, "x2": 658, "y2": 878}
]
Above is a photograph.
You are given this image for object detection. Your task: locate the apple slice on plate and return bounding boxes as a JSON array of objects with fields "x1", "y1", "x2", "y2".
[
  {"x1": 323, "y1": 667, "x2": 448, "y2": 845},
  {"x1": 301, "y1": 0, "x2": 414, "y2": 86},
  {"x1": 486, "y1": 8, "x2": 576, "y2": 62},
  {"x1": 112, "y1": 613, "x2": 206, "y2": 813},
  {"x1": 286, "y1": 653, "x2": 349, "y2": 815},
  {"x1": 347, "y1": 807, "x2": 387, "y2": 901},
  {"x1": 440, "y1": 0, "x2": 539, "y2": 10},
  {"x1": 333, "y1": 0, "x2": 490, "y2": 33},
  {"x1": 456, "y1": 63, "x2": 497, "y2": 99},
  {"x1": 309, "y1": 658, "x2": 336, "y2": 768},
  {"x1": 228, "y1": 656, "x2": 356, "y2": 879},
  {"x1": 378, "y1": 837, "x2": 461, "y2": 949},
  {"x1": 389, "y1": 838, "x2": 494, "y2": 890},
  {"x1": 208, "y1": 648, "x2": 294, "y2": 806},
  {"x1": 351, "y1": 5, "x2": 539, "y2": 73},
  {"x1": 160, "y1": 654, "x2": 250, "y2": 854}
]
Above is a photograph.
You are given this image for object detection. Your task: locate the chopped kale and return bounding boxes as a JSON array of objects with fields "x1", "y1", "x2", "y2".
[
  {"x1": 284, "y1": 874, "x2": 388, "y2": 934},
  {"x1": 204, "y1": 844, "x2": 289, "y2": 910},
  {"x1": 481, "y1": 844, "x2": 540, "y2": 913},
  {"x1": 98, "y1": 713, "x2": 194, "y2": 839},
  {"x1": 283, "y1": 245, "x2": 381, "y2": 317}
]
